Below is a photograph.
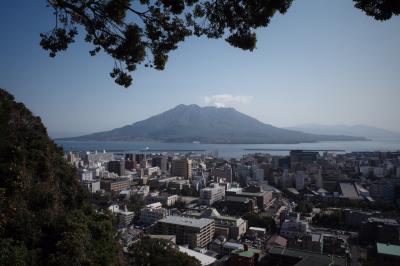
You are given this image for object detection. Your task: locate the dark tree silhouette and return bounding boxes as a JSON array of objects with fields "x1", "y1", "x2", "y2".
[
  {"x1": 41, "y1": 0, "x2": 399, "y2": 87},
  {"x1": 354, "y1": 0, "x2": 400, "y2": 20}
]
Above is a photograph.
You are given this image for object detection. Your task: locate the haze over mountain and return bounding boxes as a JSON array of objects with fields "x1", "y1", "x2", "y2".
[
  {"x1": 286, "y1": 124, "x2": 400, "y2": 139},
  {"x1": 62, "y1": 105, "x2": 366, "y2": 144}
]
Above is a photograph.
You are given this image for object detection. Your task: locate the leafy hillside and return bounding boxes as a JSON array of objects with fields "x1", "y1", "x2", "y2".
[
  {"x1": 65, "y1": 104, "x2": 366, "y2": 143},
  {"x1": 0, "y1": 89, "x2": 118, "y2": 265}
]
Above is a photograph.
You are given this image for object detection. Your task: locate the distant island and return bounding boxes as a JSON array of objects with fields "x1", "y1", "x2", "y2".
[{"x1": 60, "y1": 104, "x2": 367, "y2": 144}]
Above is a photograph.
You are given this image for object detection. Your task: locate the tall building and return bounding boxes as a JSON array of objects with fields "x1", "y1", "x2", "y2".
[
  {"x1": 314, "y1": 168, "x2": 323, "y2": 189},
  {"x1": 251, "y1": 165, "x2": 264, "y2": 182},
  {"x1": 108, "y1": 160, "x2": 125, "y2": 176},
  {"x1": 135, "y1": 153, "x2": 147, "y2": 167},
  {"x1": 213, "y1": 164, "x2": 233, "y2": 183},
  {"x1": 152, "y1": 155, "x2": 168, "y2": 172},
  {"x1": 125, "y1": 153, "x2": 134, "y2": 161},
  {"x1": 236, "y1": 164, "x2": 251, "y2": 186},
  {"x1": 171, "y1": 158, "x2": 192, "y2": 179},
  {"x1": 295, "y1": 171, "x2": 305, "y2": 191},
  {"x1": 153, "y1": 216, "x2": 215, "y2": 248}
]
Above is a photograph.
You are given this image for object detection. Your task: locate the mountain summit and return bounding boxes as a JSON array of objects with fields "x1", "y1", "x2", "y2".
[{"x1": 63, "y1": 105, "x2": 366, "y2": 144}]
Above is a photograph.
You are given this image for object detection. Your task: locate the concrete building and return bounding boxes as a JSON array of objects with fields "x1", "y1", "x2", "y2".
[
  {"x1": 107, "y1": 160, "x2": 125, "y2": 176},
  {"x1": 81, "y1": 180, "x2": 100, "y2": 193},
  {"x1": 153, "y1": 216, "x2": 215, "y2": 248},
  {"x1": 85, "y1": 151, "x2": 113, "y2": 164},
  {"x1": 213, "y1": 164, "x2": 233, "y2": 183},
  {"x1": 295, "y1": 171, "x2": 305, "y2": 191},
  {"x1": 108, "y1": 205, "x2": 134, "y2": 227},
  {"x1": 280, "y1": 212, "x2": 310, "y2": 239},
  {"x1": 338, "y1": 182, "x2": 361, "y2": 200},
  {"x1": 100, "y1": 178, "x2": 130, "y2": 192},
  {"x1": 314, "y1": 168, "x2": 323, "y2": 189},
  {"x1": 267, "y1": 246, "x2": 346, "y2": 266},
  {"x1": 377, "y1": 242, "x2": 400, "y2": 265},
  {"x1": 249, "y1": 227, "x2": 266, "y2": 236},
  {"x1": 236, "y1": 164, "x2": 251, "y2": 186},
  {"x1": 140, "y1": 202, "x2": 168, "y2": 226},
  {"x1": 171, "y1": 158, "x2": 192, "y2": 179},
  {"x1": 370, "y1": 180, "x2": 394, "y2": 201},
  {"x1": 137, "y1": 185, "x2": 150, "y2": 198},
  {"x1": 251, "y1": 165, "x2": 264, "y2": 182},
  {"x1": 225, "y1": 185, "x2": 272, "y2": 211},
  {"x1": 147, "y1": 193, "x2": 179, "y2": 207},
  {"x1": 200, "y1": 183, "x2": 225, "y2": 206},
  {"x1": 152, "y1": 155, "x2": 168, "y2": 172},
  {"x1": 360, "y1": 217, "x2": 400, "y2": 244},
  {"x1": 343, "y1": 209, "x2": 380, "y2": 228},
  {"x1": 178, "y1": 246, "x2": 216, "y2": 266},
  {"x1": 144, "y1": 166, "x2": 160, "y2": 177},
  {"x1": 183, "y1": 208, "x2": 247, "y2": 240},
  {"x1": 79, "y1": 169, "x2": 93, "y2": 181},
  {"x1": 227, "y1": 245, "x2": 261, "y2": 266}
]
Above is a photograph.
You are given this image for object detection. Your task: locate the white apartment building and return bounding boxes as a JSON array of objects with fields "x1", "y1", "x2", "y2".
[
  {"x1": 200, "y1": 183, "x2": 225, "y2": 206},
  {"x1": 108, "y1": 205, "x2": 135, "y2": 227}
]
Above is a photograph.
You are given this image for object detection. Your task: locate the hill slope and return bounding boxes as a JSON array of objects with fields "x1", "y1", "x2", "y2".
[
  {"x1": 64, "y1": 104, "x2": 366, "y2": 144},
  {"x1": 286, "y1": 124, "x2": 400, "y2": 139},
  {"x1": 0, "y1": 89, "x2": 118, "y2": 265}
]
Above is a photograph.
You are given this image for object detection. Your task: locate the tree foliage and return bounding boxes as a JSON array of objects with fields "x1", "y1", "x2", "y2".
[
  {"x1": 312, "y1": 210, "x2": 344, "y2": 229},
  {"x1": 295, "y1": 201, "x2": 313, "y2": 214},
  {"x1": 41, "y1": 0, "x2": 399, "y2": 87},
  {"x1": 127, "y1": 194, "x2": 145, "y2": 213},
  {"x1": 0, "y1": 89, "x2": 118, "y2": 265},
  {"x1": 243, "y1": 213, "x2": 276, "y2": 233},
  {"x1": 128, "y1": 238, "x2": 201, "y2": 266},
  {"x1": 41, "y1": 0, "x2": 293, "y2": 87},
  {"x1": 354, "y1": 0, "x2": 400, "y2": 20}
]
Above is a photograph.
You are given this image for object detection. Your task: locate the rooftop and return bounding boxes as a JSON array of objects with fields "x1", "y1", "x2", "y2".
[
  {"x1": 178, "y1": 246, "x2": 216, "y2": 266},
  {"x1": 231, "y1": 248, "x2": 261, "y2": 258},
  {"x1": 269, "y1": 246, "x2": 346, "y2": 266},
  {"x1": 159, "y1": 215, "x2": 213, "y2": 228},
  {"x1": 377, "y1": 242, "x2": 400, "y2": 257},
  {"x1": 339, "y1": 183, "x2": 360, "y2": 199}
]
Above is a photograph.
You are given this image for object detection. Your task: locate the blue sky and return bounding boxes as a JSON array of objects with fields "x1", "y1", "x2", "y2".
[{"x1": 1, "y1": 0, "x2": 399, "y2": 137}]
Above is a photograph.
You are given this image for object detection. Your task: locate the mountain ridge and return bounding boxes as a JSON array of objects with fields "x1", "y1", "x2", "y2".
[
  {"x1": 61, "y1": 104, "x2": 367, "y2": 144},
  {"x1": 286, "y1": 124, "x2": 400, "y2": 139}
]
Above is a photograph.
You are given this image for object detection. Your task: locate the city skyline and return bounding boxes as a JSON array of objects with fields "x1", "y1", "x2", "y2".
[{"x1": 1, "y1": 0, "x2": 400, "y2": 135}]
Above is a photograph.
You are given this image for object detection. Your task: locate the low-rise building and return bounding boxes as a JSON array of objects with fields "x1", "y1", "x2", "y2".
[
  {"x1": 153, "y1": 216, "x2": 215, "y2": 248},
  {"x1": 360, "y1": 217, "x2": 400, "y2": 244},
  {"x1": 108, "y1": 205, "x2": 134, "y2": 227},
  {"x1": 280, "y1": 212, "x2": 310, "y2": 239},
  {"x1": 200, "y1": 183, "x2": 225, "y2": 206},
  {"x1": 266, "y1": 246, "x2": 347, "y2": 266},
  {"x1": 183, "y1": 208, "x2": 247, "y2": 240},
  {"x1": 100, "y1": 178, "x2": 130, "y2": 192},
  {"x1": 81, "y1": 180, "x2": 100, "y2": 193},
  {"x1": 147, "y1": 193, "x2": 179, "y2": 207},
  {"x1": 227, "y1": 245, "x2": 262, "y2": 266},
  {"x1": 139, "y1": 202, "x2": 168, "y2": 226},
  {"x1": 376, "y1": 242, "x2": 400, "y2": 265}
]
